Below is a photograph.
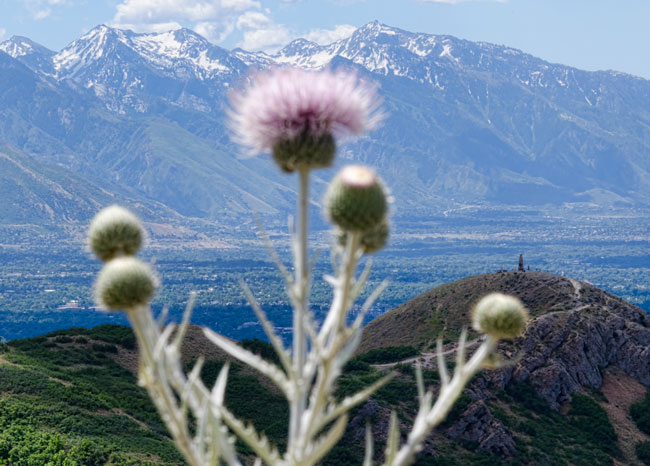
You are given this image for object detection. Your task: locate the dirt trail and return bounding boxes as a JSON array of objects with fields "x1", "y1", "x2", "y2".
[
  {"x1": 568, "y1": 278, "x2": 582, "y2": 299},
  {"x1": 0, "y1": 354, "x2": 19, "y2": 367},
  {"x1": 373, "y1": 338, "x2": 483, "y2": 370}
]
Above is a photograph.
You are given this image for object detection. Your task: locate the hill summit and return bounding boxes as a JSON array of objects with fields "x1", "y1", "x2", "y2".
[
  {"x1": 361, "y1": 270, "x2": 650, "y2": 406},
  {"x1": 358, "y1": 270, "x2": 650, "y2": 462}
]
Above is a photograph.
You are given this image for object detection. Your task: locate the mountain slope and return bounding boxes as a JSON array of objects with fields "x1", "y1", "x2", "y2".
[
  {"x1": 0, "y1": 144, "x2": 115, "y2": 222},
  {"x1": 2, "y1": 22, "x2": 650, "y2": 224},
  {"x1": 51, "y1": 25, "x2": 248, "y2": 114},
  {"x1": 0, "y1": 48, "x2": 299, "y2": 223},
  {"x1": 0, "y1": 36, "x2": 55, "y2": 75}
]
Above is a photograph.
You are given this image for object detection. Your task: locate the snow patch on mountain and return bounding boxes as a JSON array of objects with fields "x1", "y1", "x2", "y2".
[
  {"x1": 0, "y1": 37, "x2": 35, "y2": 58},
  {"x1": 53, "y1": 25, "x2": 113, "y2": 79},
  {"x1": 4, "y1": 20, "x2": 631, "y2": 116}
]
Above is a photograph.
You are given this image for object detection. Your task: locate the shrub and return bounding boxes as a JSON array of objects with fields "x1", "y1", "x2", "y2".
[
  {"x1": 631, "y1": 390, "x2": 650, "y2": 436},
  {"x1": 357, "y1": 345, "x2": 419, "y2": 364},
  {"x1": 637, "y1": 441, "x2": 650, "y2": 466}
]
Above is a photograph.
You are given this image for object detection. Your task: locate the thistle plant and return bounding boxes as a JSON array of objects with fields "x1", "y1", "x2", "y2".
[{"x1": 88, "y1": 67, "x2": 528, "y2": 466}]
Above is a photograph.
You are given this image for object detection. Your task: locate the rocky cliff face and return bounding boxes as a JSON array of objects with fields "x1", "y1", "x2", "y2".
[
  {"x1": 491, "y1": 273, "x2": 650, "y2": 409},
  {"x1": 358, "y1": 271, "x2": 650, "y2": 461}
]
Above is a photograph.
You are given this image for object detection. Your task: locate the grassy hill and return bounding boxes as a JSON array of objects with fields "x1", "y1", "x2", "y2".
[
  {"x1": 358, "y1": 270, "x2": 592, "y2": 353},
  {"x1": 1, "y1": 271, "x2": 649, "y2": 465}
]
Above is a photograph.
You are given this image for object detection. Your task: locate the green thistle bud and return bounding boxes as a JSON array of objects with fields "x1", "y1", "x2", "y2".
[
  {"x1": 88, "y1": 205, "x2": 144, "y2": 262},
  {"x1": 272, "y1": 131, "x2": 336, "y2": 173},
  {"x1": 339, "y1": 218, "x2": 390, "y2": 254},
  {"x1": 95, "y1": 257, "x2": 157, "y2": 311},
  {"x1": 471, "y1": 293, "x2": 529, "y2": 339},
  {"x1": 326, "y1": 165, "x2": 387, "y2": 232}
]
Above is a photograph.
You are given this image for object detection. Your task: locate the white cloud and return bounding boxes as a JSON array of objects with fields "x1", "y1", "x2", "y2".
[
  {"x1": 0, "y1": 28, "x2": 6, "y2": 41},
  {"x1": 420, "y1": 0, "x2": 506, "y2": 3},
  {"x1": 236, "y1": 11, "x2": 271, "y2": 30},
  {"x1": 111, "y1": 0, "x2": 261, "y2": 44},
  {"x1": 110, "y1": 0, "x2": 354, "y2": 52},
  {"x1": 113, "y1": 0, "x2": 259, "y2": 26},
  {"x1": 34, "y1": 8, "x2": 52, "y2": 20},
  {"x1": 20, "y1": 0, "x2": 73, "y2": 22},
  {"x1": 237, "y1": 23, "x2": 291, "y2": 52},
  {"x1": 232, "y1": 8, "x2": 293, "y2": 53},
  {"x1": 195, "y1": 21, "x2": 235, "y2": 42},
  {"x1": 115, "y1": 21, "x2": 184, "y2": 33},
  {"x1": 304, "y1": 24, "x2": 356, "y2": 45}
]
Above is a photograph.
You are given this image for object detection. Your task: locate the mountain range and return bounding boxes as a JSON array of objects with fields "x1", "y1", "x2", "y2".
[{"x1": 1, "y1": 21, "x2": 650, "y2": 227}]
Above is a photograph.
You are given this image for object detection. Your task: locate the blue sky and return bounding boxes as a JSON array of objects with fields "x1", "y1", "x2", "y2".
[{"x1": 0, "y1": 0, "x2": 648, "y2": 78}]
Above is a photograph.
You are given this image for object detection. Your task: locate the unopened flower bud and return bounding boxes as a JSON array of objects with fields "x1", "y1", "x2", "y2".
[
  {"x1": 326, "y1": 165, "x2": 387, "y2": 232},
  {"x1": 472, "y1": 293, "x2": 529, "y2": 339},
  {"x1": 339, "y1": 218, "x2": 389, "y2": 254},
  {"x1": 88, "y1": 205, "x2": 144, "y2": 262},
  {"x1": 272, "y1": 131, "x2": 336, "y2": 173},
  {"x1": 95, "y1": 257, "x2": 157, "y2": 311}
]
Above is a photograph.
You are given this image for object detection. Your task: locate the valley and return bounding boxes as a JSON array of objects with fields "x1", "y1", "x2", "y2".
[{"x1": 2, "y1": 207, "x2": 649, "y2": 342}]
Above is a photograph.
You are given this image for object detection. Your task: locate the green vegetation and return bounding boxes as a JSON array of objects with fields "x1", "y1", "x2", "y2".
[
  {"x1": 194, "y1": 358, "x2": 289, "y2": 452},
  {"x1": 0, "y1": 324, "x2": 635, "y2": 465},
  {"x1": 1, "y1": 326, "x2": 183, "y2": 465},
  {"x1": 0, "y1": 425, "x2": 143, "y2": 465},
  {"x1": 487, "y1": 384, "x2": 618, "y2": 466},
  {"x1": 637, "y1": 441, "x2": 650, "y2": 466},
  {"x1": 568, "y1": 394, "x2": 618, "y2": 455},
  {"x1": 355, "y1": 345, "x2": 419, "y2": 364},
  {"x1": 630, "y1": 390, "x2": 650, "y2": 435}
]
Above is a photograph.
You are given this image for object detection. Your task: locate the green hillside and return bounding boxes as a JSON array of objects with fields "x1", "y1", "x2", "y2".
[
  {"x1": 0, "y1": 325, "x2": 183, "y2": 465},
  {"x1": 1, "y1": 272, "x2": 649, "y2": 464},
  {"x1": 1, "y1": 325, "x2": 646, "y2": 465}
]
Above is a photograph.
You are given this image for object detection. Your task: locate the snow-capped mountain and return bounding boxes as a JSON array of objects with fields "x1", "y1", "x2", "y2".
[
  {"x1": 43, "y1": 25, "x2": 248, "y2": 113},
  {"x1": 0, "y1": 35, "x2": 55, "y2": 75},
  {"x1": 53, "y1": 25, "x2": 247, "y2": 81},
  {"x1": 4, "y1": 21, "x2": 645, "y2": 117},
  {"x1": 273, "y1": 21, "x2": 647, "y2": 109},
  {"x1": 1, "y1": 21, "x2": 650, "y2": 225}
]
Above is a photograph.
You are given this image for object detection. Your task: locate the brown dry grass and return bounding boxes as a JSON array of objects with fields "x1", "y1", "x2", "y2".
[{"x1": 358, "y1": 270, "x2": 628, "y2": 354}]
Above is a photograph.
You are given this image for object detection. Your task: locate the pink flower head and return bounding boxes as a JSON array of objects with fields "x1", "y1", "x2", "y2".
[{"x1": 229, "y1": 67, "x2": 383, "y2": 154}]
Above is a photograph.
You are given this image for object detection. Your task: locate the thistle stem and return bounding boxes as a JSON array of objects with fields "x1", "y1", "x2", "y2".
[
  {"x1": 290, "y1": 167, "x2": 310, "y2": 449},
  {"x1": 304, "y1": 231, "x2": 360, "y2": 442},
  {"x1": 127, "y1": 308, "x2": 201, "y2": 466}
]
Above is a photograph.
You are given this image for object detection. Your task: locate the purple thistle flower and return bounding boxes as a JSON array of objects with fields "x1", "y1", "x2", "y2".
[{"x1": 229, "y1": 67, "x2": 383, "y2": 156}]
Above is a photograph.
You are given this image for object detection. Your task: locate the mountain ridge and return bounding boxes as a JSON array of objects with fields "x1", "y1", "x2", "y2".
[{"x1": 1, "y1": 22, "x2": 650, "y2": 226}]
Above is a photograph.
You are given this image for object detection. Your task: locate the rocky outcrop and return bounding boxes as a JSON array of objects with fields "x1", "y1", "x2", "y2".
[
  {"x1": 494, "y1": 283, "x2": 650, "y2": 409},
  {"x1": 348, "y1": 398, "x2": 393, "y2": 446},
  {"x1": 359, "y1": 271, "x2": 650, "y2": 459},
  {"x1": 445, "y1": 400, "x2": 516, "y2": 456}
]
